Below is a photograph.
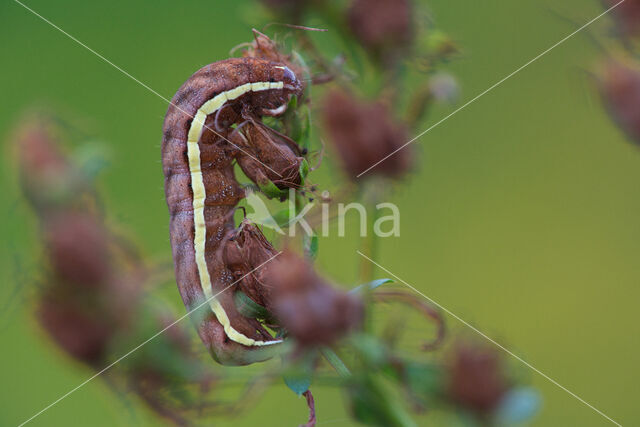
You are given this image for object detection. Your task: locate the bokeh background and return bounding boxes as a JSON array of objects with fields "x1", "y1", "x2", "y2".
[{"x1": 1, "y1": 0, "x2": 639, "y2": 425}]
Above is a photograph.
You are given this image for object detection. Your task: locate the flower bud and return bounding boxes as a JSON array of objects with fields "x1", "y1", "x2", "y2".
[
  {"x1": 446, "y1": 342, "x2": 507, "y2": 415},
  {"x1": 263, "y1": 251, "x2": 363, "y2": 347},
  {"x1": 598, "y1": 57, "x2": 640, "y2": 145},
  {"x1": 44, "y1": 212, "x2": 111, "y2": 287},
  {"x1": 15, "y1": 118, "x2": 83, "y2": 210},
  {"x1": 322, "y1": 89, "x2": 411, "y2": 179},
  {"x1": 348, "y1": 0, "x2": 413, "y2": 62},
  {"x1": 603, "y1": 0, "x2": 640, "y2": 41},
  {"x1": 37, "y1": 293, "x2": 114, "y2": 365}
]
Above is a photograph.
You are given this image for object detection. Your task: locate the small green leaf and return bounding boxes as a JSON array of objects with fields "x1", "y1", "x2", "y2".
[
  {"x1": 495, "y1": 387, "x2": 541, "y2": 424},
  {"x1": 299, "y1": 158, "x2": 310, "y2": 185},
  {"x1": 284, "y1": 373, "x2": 312, "y2": 397},
  {"x1": 283, "y1": 352, "x2": 316, "y2": 396},
  {"x1": 258, "y1": 179, "x2": 288, "y2": 199},
  {"x1": 320, "y1": 347, "x2": 350, "y2": 378},
  {"x1": 404, "y1": 361, "x2": 443, "y2": 402},
  {"x1": 73, "y1": 142, "x2": 110, "y2": 180},
  {"x1": 303, "y1": 232, "x2": 319, "y2": 260},
  {"x1": 347, "y1": 374, "x2": 417, "y2": 427},
  {"x1": 234, "y1": 290, "x2": 273, "y2": 321},
  {"x1": 349, "y1": 278, "x2": 394, "y2": 294},
  {"x1": 350, "y1": 334, "x2": 388, "y2": 368},
  {"x1": 288, "y1": 94, "x2": 299, "y2": 110}
]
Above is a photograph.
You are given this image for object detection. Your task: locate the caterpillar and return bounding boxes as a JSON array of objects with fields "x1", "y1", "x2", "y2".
[{"x1": 162, "y1": 57, "x2": 304, "y2": 365}]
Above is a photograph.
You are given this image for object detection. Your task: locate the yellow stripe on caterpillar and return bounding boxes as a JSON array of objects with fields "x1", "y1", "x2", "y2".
[{"x1": 187, "y1": 81, "x2": 284, "y2": 347}]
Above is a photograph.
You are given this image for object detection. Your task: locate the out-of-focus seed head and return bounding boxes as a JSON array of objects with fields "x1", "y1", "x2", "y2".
[
  {"x1": 598, "y1": 57, "x2": 640, "y2": 146},
  {"x1": 263, "y1": 251, "x2": 363, "y2": 347},
  {"x1": 322, "y1": 89, "x2": 411, "y2": 179},
  {"x1": 348, "y1": 0, "x2": 414, "y2": 62},
  {"x1": 37, "y1": 293, "x2": 114, "y2": 366},
  {"x1": 44, "y1": 212, "x2": 111, "y2": 288},
  {"x1": 232, "y1": 121, "x2": 304, "y2": 190},
  {"x1": 224, "y1": 219, "x2": 279, "y2": 308},
  {"x1": 446, "y1": 341, "x2": 508, "y2": 415},
  {"x1": 15, "y1": 118, "x2": 84, "y2": 210},
  {"x1": 603, "y1": 0, "x2": 640, "y2": 41}
]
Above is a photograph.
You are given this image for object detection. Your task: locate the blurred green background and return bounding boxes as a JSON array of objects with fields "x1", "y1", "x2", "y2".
[{"x1": 1, "y1": 0, "x2": 639, "y2": 425}]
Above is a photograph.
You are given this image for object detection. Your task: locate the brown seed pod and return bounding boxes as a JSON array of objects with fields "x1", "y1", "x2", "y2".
[
  {"x1": 322, "y1": 89, "x2": 411, "y2": 179},
  {"x1": 43, "y1": 212, "x2": 112, "y2": 288},
  {"x1": 262, "y1": 251, "x2": 364, "y2": 348},
  {"x1": 232, "y1": 119, "x2": 304, "y2": 191},
  {"x1": 446, "y1": 341, "x2": 508, "y2": 415},
  {"x1": 603, "y1": 0, "x2": 640, "y2": 41},
  {"x1": 37, "y1": 290, "x2": 115, "y2": 366},
  {"x1": 598, "y1": 57, "x2": 640, "y2": 146},
  {"x1": 14, "y1": 117, "x2": 87, "y2": 211},
  {"x1": 162, "y1": 57, "x2": 304, "y2": 365},
  {"x1": 223, "y1": 219, "x2": 279, "y2": 310},
  {"x1": 348, "y1": 0, "x2": 414, "y2": 63}
]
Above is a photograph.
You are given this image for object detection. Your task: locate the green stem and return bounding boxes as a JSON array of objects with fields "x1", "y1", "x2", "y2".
[{"x1": 358, "y1": 207, "x2": 376, "y2": 283}]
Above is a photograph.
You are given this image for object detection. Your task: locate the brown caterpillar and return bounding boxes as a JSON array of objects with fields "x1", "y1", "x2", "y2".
[{"x1": 162, "y1": 57, "x2": 304, "y2": 365}]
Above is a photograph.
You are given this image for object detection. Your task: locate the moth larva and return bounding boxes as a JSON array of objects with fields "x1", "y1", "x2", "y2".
[{"x1": 162, "y1": 58, "x2": 303, "y2": 365}]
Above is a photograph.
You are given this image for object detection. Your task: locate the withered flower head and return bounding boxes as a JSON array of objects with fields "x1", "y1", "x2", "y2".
[
  {"x1": 232, "y1": 120, "x2": 305, "y2": 190},
  {"x1": 224, "y1": 219, "x2": 279, "y2": 308},
  {"x1": 322, "y1": 89, "x2": 411, "y2": 179},
  {"x1": 15, "y1": 118, "x2": 84, "y2": 209},
  {"x1": 37, "y1": 292, "x2": 115, "y2": 366},
  {"x1": 263, "y1": 251, "x2": 363, "y2": 347},
  {"x1": 603, "y1": 0, "x2": 640, "y2": 41},
  {"x1": 446, "y1": 341, "x2": 508, "y2": 415},
  {"x1": 44, "y1": 212, "x2": 111, "y2": 287},
  {"x1": 598, "y1": 57, "x2": 640, "y2": 146},
  {"x1": 348, "y1": 0, "x2": 414, "y2": 62}
]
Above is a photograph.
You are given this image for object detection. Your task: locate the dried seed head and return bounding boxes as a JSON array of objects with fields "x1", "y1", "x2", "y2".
[
  {"x1": 15, "y1": 118, "x2": 85, "y2": 209},
  {"x1": 598, "y1": 57, "x2": 640, "y2": 145},
  {"x1": 322, "y1": 89, "x2": 411, "y2": 179},
  {"x1": 233, "y1": 121, "x2": 304, "y2": 189},
  {"x1": 37, "y1": 293, "x2": 114, "y2": 365},
  {"x1": 603, "y1": 0, "x2": 640, "y2": 41},
  {"x1": 263, "y1": 251, "x2": 363, "y2": 347},
  {"x1": 348, "y1": 0, "x2": 414, "y2": 62},
  {"x1": 446, "y1": 341, "x2": 508, "y2": 414},
  {"x1": 44, "y1": 212, "x2": 112, "y2": 287},
  {"x1": 224, "y1": 220, "x2": 279, "y2": 308}
]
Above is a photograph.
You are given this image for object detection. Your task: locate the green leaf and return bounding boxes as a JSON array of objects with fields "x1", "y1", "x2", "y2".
[
  {"x1": 234, "y1": 290, "x2": 273, "y2": 321},
  {"x1": 72, "y1": 142, "x2": 110, "y2": 180},
  {"x1": 349, "y1": 278, "x2": 394, "y2": 294},
  {"x1": 258, "y1": 178, "x2": 288, "y2": 199},
  {"x1": 272, "y1": 207, "x2": 296, "y2": 228},
  {"x1": 284, "y1": 372, "x2": 312, "y2": 397},
  {"x1": 350, "y1": 334, "x2": 388, "y2": 369},
  {"x1": 283, "y1": 352, "x2": 316, "y2": 396},
  {"x1": 347, "y1": 374, "x2": 417, "y2": 427},
  {"x1": 404, "y1": 362, "x2": 443, "y2": 403},
  {"x1": 303, "y1": 232, "x2": 319, "y2": 260},
  {"x1": 320, "y1": 347, "x2": 350, "y2": 378},
  {"x1": 299, "y1": 158, "x2": 310, "y2": 185},
  {"x1": 495, "y1": 387, "x2": 541, "y2": 424}
]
